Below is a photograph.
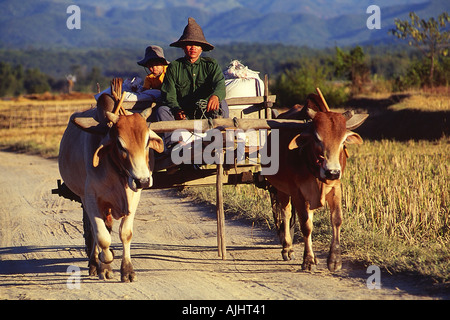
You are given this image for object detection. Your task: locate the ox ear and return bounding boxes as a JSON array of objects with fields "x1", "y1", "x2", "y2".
[
  {"x1": 345, "y1": 131, "x2": 363, "y2": 145},
  {"x1": 148, "y1": 130, "x2": 164, "y2": 153},
  {"x1": 72, "y1": 117, "x2": 109, "y2": 135},
  {"x1": 345, "y1": 112, "x2": 369, "y2": 130}
]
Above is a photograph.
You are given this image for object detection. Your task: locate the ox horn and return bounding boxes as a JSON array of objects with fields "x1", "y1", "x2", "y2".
[
  {"x1": 342, "y1": 110, "x2": 354, "y2": 120},
  {"x1": 140, "y1": 103, "x2": 156, "y2": 120},
  {"x1": 106, "y1": 111, "x2": 120, "y2": 124},
  {"x1": 306, "y1": 108, "x2": 317, "y2": 119}
]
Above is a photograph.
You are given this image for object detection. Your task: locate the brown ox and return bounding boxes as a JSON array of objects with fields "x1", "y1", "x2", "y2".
[
  {"x1": 58, "y1": 94, "x2": 163, "y2": 282},
  {"x1": 264, "y1": 105, "x2": 367, "y2": 271}
]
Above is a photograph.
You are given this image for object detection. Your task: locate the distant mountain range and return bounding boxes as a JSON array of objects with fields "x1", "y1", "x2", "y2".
[{"x1": 0, "y1": 0, "x2": 448, "y2": 49}]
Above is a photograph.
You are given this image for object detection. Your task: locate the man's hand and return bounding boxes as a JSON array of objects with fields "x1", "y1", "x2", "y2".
[
  {"x1": 207, "y1": 95, "x2": 220, "y2": 112},
  {"x1": 174, "y1": 110, "x2": 186, "y2": 120}
]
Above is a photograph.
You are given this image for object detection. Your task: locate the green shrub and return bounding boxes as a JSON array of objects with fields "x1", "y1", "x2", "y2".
[{"x1": 271, "y1": 60, "x2": 349, "y2": 108}]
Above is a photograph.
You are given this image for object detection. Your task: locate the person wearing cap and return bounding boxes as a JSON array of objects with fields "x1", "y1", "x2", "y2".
[
  {"x1": 137, "y1": 45, "x2": 170, "y2": 90},
  {"x1": 158, "y1": 17, "x2": 228, "y2": 123}
]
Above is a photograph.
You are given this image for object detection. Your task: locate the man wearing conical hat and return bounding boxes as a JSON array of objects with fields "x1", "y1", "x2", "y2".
[{"x1": 157, "y1": 17, "x2": 228, "y2": 127}]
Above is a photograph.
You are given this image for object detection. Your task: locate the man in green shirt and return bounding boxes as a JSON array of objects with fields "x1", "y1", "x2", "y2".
[
  {"x1": 156, "y1": 17, "x2": 228, "y2": 152},
  {"x1": 159, "y1": 18, "x2": 228, "y2": 119}
]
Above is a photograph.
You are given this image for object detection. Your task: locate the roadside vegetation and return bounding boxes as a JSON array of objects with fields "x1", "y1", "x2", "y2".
[
  {"x1": 0, "y1": 97, "x2": 93, "y2": 157},
  {"x1": 0, "y1": 126, "x2": 65, "y2": 157},
  {"x1": 342, "y1": 138, "x2": 449, "y2": 281}
]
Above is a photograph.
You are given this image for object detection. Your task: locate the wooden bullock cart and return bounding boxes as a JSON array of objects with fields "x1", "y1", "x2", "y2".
[{"x1": 53, "y1": 75, "x2": 309, "y2": 260}]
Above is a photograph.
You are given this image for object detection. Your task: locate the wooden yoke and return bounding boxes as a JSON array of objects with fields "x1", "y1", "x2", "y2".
[{"x1": 149, "y1": 118, "x2": 308, "y2": 133}]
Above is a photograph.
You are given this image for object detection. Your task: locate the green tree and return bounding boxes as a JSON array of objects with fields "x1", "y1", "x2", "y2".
[
  {"x1": 84, "y1": 66, "x2": 109, "y2": 92},
  {"x1": 390, "y1": 12, "x2": 450, "y2": 87},
  {"x1": 0, "y1": 62, "x2": 24, "y2": 96},
  {"x1": 334, "y1": 46, "x2": 370, "y2": 95},
  {"x1": 70, "y1": 65, "x2": 109, "y2": 92},
  {"x1": 271, "y1": 59, "x2": 348, "y2": 108},
  {"x1": 23, "y1": 68, "x2": 51, "y2": 94}
]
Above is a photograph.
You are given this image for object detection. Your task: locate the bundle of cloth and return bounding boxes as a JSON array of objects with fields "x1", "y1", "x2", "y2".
[
  {"x1": 224, "y1": 60, "x2": 264, "y2": 105},
  {"x1": 223, "y1": 60, "x2": 264, "y2": 153},
  {"x1": 94, "y1": 77, "x2": 161, "y2": 102}
]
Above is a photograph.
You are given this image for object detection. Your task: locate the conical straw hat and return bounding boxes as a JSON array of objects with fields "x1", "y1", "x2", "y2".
[{"x1": 170, "y1": 17, "x2": 214, "y2": 51}]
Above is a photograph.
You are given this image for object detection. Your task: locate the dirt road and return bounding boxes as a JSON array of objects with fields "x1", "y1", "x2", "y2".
[{"x1": 0, "y1": 151, "x2": 445, "y2": 300}]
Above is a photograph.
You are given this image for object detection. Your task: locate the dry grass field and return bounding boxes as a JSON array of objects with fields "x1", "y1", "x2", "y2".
[
  {"x1": 0, "y1": 90, "x2": 449, "y2": 284},
  {"x1": 342, "y1": 138, "x2": 449, "y2": 280},
  {"x1": 0, "y1": 95, "x2": 95, "y2": 157}
]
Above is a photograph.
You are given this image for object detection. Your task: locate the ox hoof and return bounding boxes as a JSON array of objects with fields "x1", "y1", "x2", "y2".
[
  {"x1": 121, "y1": 260, "x2": 136, "y2": 283},
  {"x1": 98, "y1": 263, "x2": 114, "y2": 280},
  {"x1": 281, "y1": 249, "x2": 295, "y2": 261},
  {"x1": 301, "y1": 255, "x2": 317, "y2": 271},
  {"x1": 327, "y1": 251, "x2": 342, "y2": 272},
  {"x1": 121, "y1": 271, "x2": 136, "y2": 283},
  {"x1": 88, "y1": 262, "x2": 98, "y2": 276}
]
